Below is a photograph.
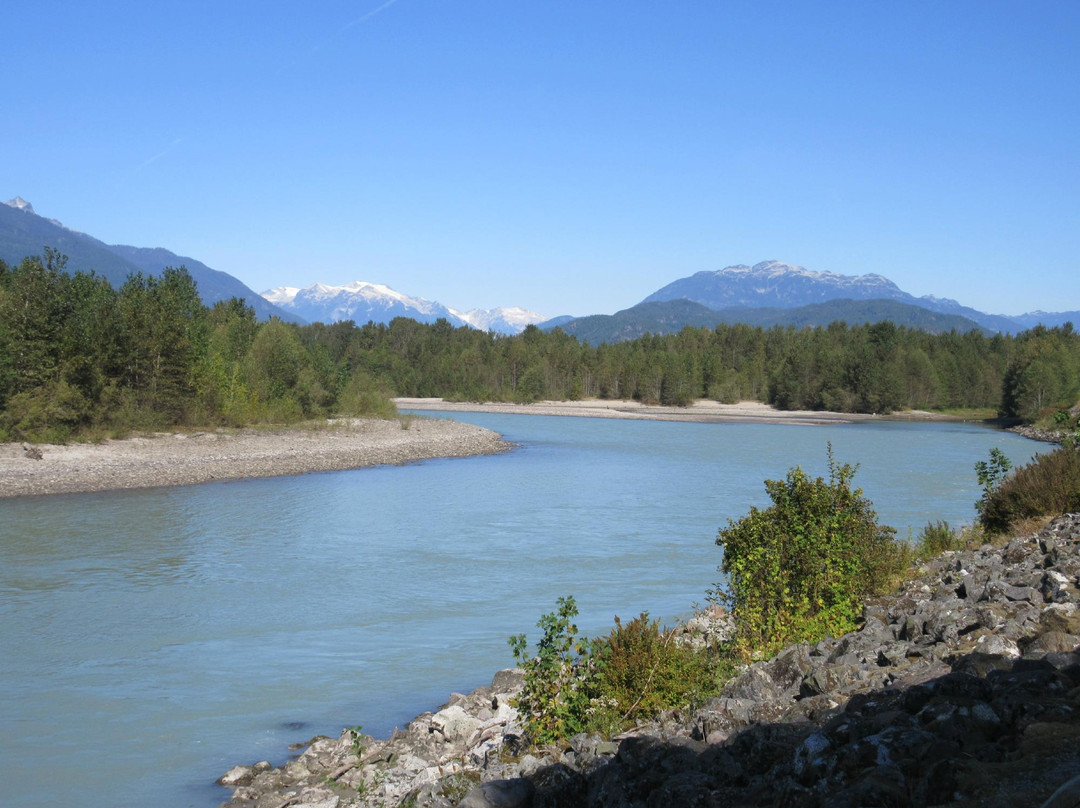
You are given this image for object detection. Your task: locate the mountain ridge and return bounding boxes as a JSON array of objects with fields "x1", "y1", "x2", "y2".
[
  {"x1": 0, "y1": 198, "x2": 299, "y2": 322},
  {"x1": 553, "y1": 298, "x2": 991, "y2": 344},
  {"x1": 639, "y1": 259, "x2": 1040, "y2": 335},
  {"x1": 5, "y1": 198, "x2": 1076, "y2": 338},
  {"x1": 262, "y1": 280, "x2": 546, "y2": 335}
]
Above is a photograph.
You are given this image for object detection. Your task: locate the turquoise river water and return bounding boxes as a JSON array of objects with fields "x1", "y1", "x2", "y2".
[{"x1": 0, "y1": 411, "x2": 1041, "y2": 807}]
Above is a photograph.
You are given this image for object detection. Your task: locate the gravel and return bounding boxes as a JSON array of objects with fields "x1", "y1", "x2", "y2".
[{"x1": 0, "y1": 417, "x2": 507, "y2": 498}]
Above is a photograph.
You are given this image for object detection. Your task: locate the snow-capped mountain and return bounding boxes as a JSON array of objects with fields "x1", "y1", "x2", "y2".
[
  {"x1": 642, "y1": 260, "x2": 909, "y2": 309},
  {"x1": 639, "y1": 260, "x2": 1026, "y2": 333},
  {"x1": 5, "y1": 196, "x2": 34, "y2": 214},
  {"x1": 262, "y1": 281, "x2": 545, "y2": 335},
  {"x1": 449, "y1": 306, "x2": 545, "y2": 334}
]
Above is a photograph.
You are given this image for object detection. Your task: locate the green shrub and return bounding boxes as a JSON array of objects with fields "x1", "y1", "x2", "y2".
[
  {"x1": 974, "y1": 448, "x2": 1013, "y2": 518},
  {"x1": 509, "y1": 598, "x2": 722, "y2": 746},
  {"x1": 0, "y1": 379, "x2": 91, "y2": 443},
  {"x1": 590, "y1": 613, "x2": 719, "y2": 725},
  {"x1": 916, "y1": 520, "x2": 959, "y2": 557},
  {"x1": 509, "y1": 596, "x2": 596, "y2": 746},
  {"x1": 714, "y1": 446, "x2": 902, "y2": 660},
  {"x1": 979, "y1": 446, "x2": 1080, "y2": 534},
  {"x1": 336, "y1": 372, "x2": 397, "y2": 419}
]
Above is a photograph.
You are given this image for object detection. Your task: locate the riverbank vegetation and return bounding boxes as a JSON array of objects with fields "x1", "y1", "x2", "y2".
[
  {"x1": 508, "y1": 441, "x2": 1080, "y2": 748},
  {"x1": 3, "y1": 251, "x2": 1079, "y2": 441},
  {"x1": 714, "y1": 447, "x2": 904, "y2": 660},
  {"x1": 0, "y1": 255, "x2": 397, "y2": 442},
  {"x1": 509, "y1": 450, "x2": 904, "y2": 745}
]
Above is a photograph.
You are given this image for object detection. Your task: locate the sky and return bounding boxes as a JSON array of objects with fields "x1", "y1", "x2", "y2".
[{"x1": 4, "y1": 1, "x2": 1078, "y2": 318}]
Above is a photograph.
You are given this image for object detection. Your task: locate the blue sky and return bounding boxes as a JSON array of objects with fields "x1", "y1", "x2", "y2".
[{"x1": 5, "y1": 1, "x2": 1078, "y2": 317}]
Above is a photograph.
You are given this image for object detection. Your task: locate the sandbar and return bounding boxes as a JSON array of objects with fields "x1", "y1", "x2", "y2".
[
  {"x1": 395, "y1": 397, "x2": 952, "y2": 426},
  {"x1": 0, "y1": 417, "x2": 506, "y2": 498}
]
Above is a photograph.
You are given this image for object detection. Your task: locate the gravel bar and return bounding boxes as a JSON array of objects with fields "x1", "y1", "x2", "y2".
[{"x1": 0, "y1": 417, "x2": 507, "y2": 498}]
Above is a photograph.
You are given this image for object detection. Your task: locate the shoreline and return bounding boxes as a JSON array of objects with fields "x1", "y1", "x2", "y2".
[
  {"x1": 0, "y1": 417, "x2": 507, "y2": 498},
  {"x1": 217, "y1": 514, "x2": 1080, "y2": 807},
  {"x1": 395, "y1": 397, "x2": 967, "y2": 426}
]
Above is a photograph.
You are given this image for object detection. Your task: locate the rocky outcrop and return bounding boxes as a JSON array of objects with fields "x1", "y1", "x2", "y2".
[{"x1": 218, "y1": 514, "x2": 1080, "y2": 808}]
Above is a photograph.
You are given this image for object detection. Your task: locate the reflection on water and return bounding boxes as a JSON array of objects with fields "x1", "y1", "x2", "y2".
[{"x1": 0, "y1": 413, "x2": 1038, "y2": 808}]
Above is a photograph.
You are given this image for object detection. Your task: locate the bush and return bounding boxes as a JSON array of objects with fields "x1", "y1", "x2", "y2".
[
  {"x1": 0, "y1": 379, "x2": 91, "y2": 443},
  {"x1": 714, "y1": 446, "x2": 902, "y2": 660},
  {"x1": 509, "y1": 596, "x2": 596, "y2": 746},
  {"x1": 979, "y1": 445, "x2": 1080, "y2": 534},
  {"x1": 509, "y1": 598, "x2": 722, "y2": 746},
  {"x1": 336, "y1": 372, "x2": 397, "y2": 419},
  {"x1": 974, "y1": 448, "x2": 1013, "y2": 518},
  {"x1": 916, "y1": 520, "x2": 959, "y2": 558},
  {"x1": 590, "y1": 613, "x2": 719, "y2": 725}
]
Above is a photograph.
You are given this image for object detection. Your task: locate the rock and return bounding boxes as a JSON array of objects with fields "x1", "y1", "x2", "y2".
[
  {"x1": 1043, "y1": 774, "x2": 1080, "y2": 808},
  {"x1": 217, "y1": 765, "x2": 256, "y2": 787},
  {"x1": 1042, "y1": 603, "x2": 1080, "y2": 634},
  {"x1": 976, "y1": 633, "x2": 1021, "y2": 658},
  {"x1": 1024, "y1": 631, "x2": 1080, "y2": 658},
  {"x1": 458, "y1": 778, "x2": 535, "y2": 808},
  {"x1": 430, "y1": 704, "x2": 483, "y2": 744}
]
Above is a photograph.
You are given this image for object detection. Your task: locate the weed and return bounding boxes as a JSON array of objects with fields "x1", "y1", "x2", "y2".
[{"x1": 347, "y1": 724, "x2": 365, "y2": 758}]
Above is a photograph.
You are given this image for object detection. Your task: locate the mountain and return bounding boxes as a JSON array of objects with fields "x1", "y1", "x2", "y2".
[
  {"x1": 264, "y1": 281, "x2": 469, "y2": 327},
  {"x1": 450, "y1": 306, "x2": 545, "y2": 335},
  {"x1": 105, "y1": 244, "x2": 303, "y2": 323},
  {"x1": 640, "y1": 260, "x2": 1064, "y2": 335},
  {"x1": 0, "y1": 198, "x2": 298, "y2": 322},
  {"x1": 553, "y1": 298, "x2": 987, "y2": 344},
  {"x1": 643, "y1": 260, "x2": 909, "y2": 309},
  {"x1": 263, "y1": 281, "x2": 545, "y2": 335},
  {"x1": 1011, "y1": 310, "x2": 1080, "y2": 330},
  {"x1": 537, "y1": 315, "x2": 577, "y2": 330}
]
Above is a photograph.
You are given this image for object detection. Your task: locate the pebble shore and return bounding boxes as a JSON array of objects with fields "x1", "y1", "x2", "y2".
[{"x1": 0, "y1": 417, "x2": 507, "y2": 498}]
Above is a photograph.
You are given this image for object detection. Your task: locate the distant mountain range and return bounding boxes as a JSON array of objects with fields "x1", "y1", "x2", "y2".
[
  {"x1": 552, "y1": 260, "x2": 1078, "y2": 342},
  {"x1": 556, "y1": 298, "x2": 991, "y2": 344},
  {"x1": 0, "y1": 197, "x2": 544, "y2": 334},
  {"x1": 4, "y1": 198, "x2": 1077, "y2": 341},
  {"x1": 0, "y1": 197, "x2": 300, "y2": 322},
  {"x1": 639, "y1": 260, "x2": 1063, "y2": 335},
  {"x1": 262, "y1": 282, "x2": 545, "y2": 335}
]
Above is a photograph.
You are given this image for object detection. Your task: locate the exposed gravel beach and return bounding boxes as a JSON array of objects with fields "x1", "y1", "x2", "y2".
[
  {"x1": 396, "y1": 397, "x2": 950, "y2": 425},
  {"x1": 0, "y1": 417, "x2": 507, "y2": 498}
]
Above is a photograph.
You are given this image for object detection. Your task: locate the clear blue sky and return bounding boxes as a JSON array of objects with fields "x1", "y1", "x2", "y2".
[{"x1": 5, "y1": 1, "x2": 1078, "y2": 317}]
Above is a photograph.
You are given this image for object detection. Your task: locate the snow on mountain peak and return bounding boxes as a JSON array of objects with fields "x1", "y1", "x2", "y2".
[
  {"x1": 728, "y1": 260, "x2": 899, "y2": 289},
  {"x1": 450, "y1": 306, "x2": 545, "y2": 332},
  {"x1": 3, "y1": 196, "x2": 34, "y2": 214},
  {"x1": 260, "y1": 280, "x2": 544, "y2": 334},
  {"x1": 261, "y1": 286, "x2": 300, "y2": 305}
]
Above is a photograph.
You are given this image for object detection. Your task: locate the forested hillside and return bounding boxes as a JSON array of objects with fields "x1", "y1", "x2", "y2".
[{"x1": 2, "y1": 254, "x2": 1078, "y2": 442}]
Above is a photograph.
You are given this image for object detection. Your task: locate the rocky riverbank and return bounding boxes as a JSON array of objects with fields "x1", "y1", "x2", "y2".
[
  {"x1": 218, "y1": 513, "x2": 1080, "y2": 808},
  {"x1": 0, "y1": 417, "x2": 507, "y2": 497},
  {"x1": 1009, "y1": 425, "x2": 1072, "y2": 445}
]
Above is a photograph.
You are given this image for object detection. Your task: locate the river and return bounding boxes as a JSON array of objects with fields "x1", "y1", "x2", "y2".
[{"x1": 0, "y1": 412, "x2": 1040, "y2": 807}]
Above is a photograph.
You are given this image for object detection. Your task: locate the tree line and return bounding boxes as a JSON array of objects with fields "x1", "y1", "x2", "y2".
[
  {"x1": 307, "y1": 308, "x2": 1078, "y2": 421},
  {"x1": 0, "y1": 254, "x2": 394, "y2": 441},
  {"x1": 2, "y1": 253, "x2": 1078, "y2": 441}
]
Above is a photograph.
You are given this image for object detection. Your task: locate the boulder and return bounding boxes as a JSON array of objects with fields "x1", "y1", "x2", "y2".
[
  {"x1": 458, "y1": 778, "x2": 535, "y2": 808},
  {"x1": 430, "y1": 704, "x2": 483, "y2": 745}
]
